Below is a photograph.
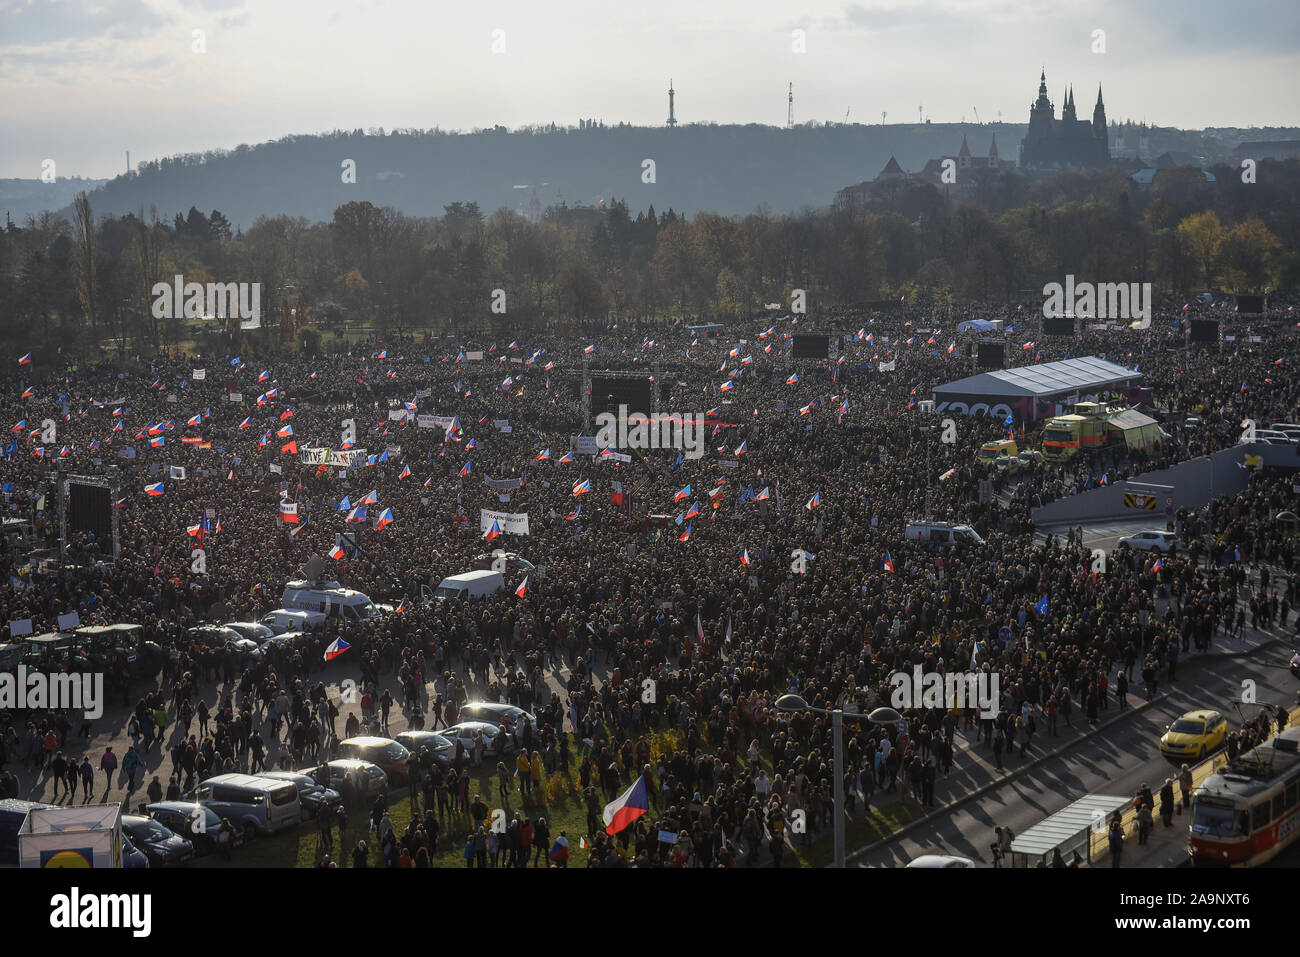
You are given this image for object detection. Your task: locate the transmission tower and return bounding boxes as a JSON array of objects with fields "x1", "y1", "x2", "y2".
[{"x1": 787, "y1": 83, "x2": 794, "y2": 128}]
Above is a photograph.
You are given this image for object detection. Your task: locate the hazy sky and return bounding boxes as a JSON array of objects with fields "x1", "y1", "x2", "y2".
[{"x1": 2, "y1": 0, "x2": 1298, "y2": 179}]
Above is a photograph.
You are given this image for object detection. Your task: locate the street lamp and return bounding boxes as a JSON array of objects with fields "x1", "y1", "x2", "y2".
[{"x1": 776, "y1": 693, "x2": 846, "y2": 868}]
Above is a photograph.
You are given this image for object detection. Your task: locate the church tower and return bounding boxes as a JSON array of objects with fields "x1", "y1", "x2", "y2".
[{"x1": 1092, "y1": 84, "x2": 1107, "y2": 139}]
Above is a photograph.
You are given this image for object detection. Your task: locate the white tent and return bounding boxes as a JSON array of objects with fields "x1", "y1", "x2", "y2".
[{"x1": 18, "y1": 803, "x2": 122, "y2": 868}]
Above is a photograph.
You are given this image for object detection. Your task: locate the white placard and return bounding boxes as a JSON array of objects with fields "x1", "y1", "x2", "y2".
[{"x1": 479, "y1": 509, "x2": 530, "y2": 536}]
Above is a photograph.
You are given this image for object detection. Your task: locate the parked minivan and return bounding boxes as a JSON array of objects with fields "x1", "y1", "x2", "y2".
[
  {"x1": 185, "y1": 773, "x2": 301, "y2": 840},
  {"x1": 433, "y1": 570, "x2": 504, "y2": 601}
]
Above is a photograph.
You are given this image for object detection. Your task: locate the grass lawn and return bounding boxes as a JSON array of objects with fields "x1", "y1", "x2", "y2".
[{"x1": 195, "y1": 747, "x2": 928, "y2": 869}]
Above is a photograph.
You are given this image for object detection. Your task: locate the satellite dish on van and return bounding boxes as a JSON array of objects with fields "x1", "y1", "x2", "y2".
[{"x1": 300, "y1": 555, "x2": 326, "y2": 585}]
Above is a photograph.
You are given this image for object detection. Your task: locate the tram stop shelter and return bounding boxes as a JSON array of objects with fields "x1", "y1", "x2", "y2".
[{"x1": 1008, "y1": 794, "x2": 1132, "y2": 867}]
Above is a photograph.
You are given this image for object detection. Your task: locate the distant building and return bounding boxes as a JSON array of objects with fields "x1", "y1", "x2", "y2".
[
  {"x1": 1232, "y1": 140, "x2": 1300, "y2": 162},
  {"x1": 1020, "y1": 71, "x2": 1110, "y2": 170}
]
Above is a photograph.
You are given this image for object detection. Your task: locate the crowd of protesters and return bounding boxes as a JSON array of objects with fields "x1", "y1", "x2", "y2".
[{"x1": 1, "y1": 290, "x2": 1299, "y2": 865}]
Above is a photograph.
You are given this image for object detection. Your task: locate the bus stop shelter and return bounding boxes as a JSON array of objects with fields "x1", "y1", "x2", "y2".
[{"x1": 1008, "y1": 794, "x2": 1132, "y2": 867}]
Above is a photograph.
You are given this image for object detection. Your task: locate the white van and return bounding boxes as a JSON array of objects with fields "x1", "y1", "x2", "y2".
[
  {"x1": 904, "y1": 522, "x2": 984, "y2": 547},
  {"x1": 260, "y1": 609, "x2": 328, "y2": 634},
  {"x1": 282, "y1": 579, "x2": 382, "y2": 622},
  {"x1": 186, "y1": 773, "x2": 301, "y2": 840},
  {"x1": 433, "y1": 570, "x2": 504, "y2": 601}
]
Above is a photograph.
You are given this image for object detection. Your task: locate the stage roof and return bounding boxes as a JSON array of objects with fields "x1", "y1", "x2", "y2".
[{"x1": 933, "y1": 356, "x2": 1142, "y2": 400}]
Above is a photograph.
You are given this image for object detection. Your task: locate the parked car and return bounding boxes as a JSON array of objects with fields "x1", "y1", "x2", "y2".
[
  {"x1": 119, "y1": 831, "x2": 150, "y2": 868},
  {"x1": 259, "y1": 771, "x2": 344, "y2": 820},
  {"x1": 441, "y1": 720, "x2": 513, "y2": 756},
  {"x1": 144, "y1": 801, "x2": 237, "y2": 857},
  {"x1": 1117, "y1": 530, "x2": 1177, "y2": 553},
  {"x1": 905, "y1": 854, "x2": 974, "y2": 868},
  {"x1": 121, "y1": 814, "x2": 195, "y2": 867},
  {"x1": 184, "y1": 624, "x2": 242, "y2": 647},
  {"x1": 457, "y1": 701, "x2": 538, "y2": 739},
  {"x1": 304, "y1": 759, "x2": 389, "y2": 802},
  {"x1": 336, "y1": 737, "x2": 412, "y2": 785},
  {"x1": 223, "y1": 621, "x2": 275, "y2": 643},
  {"x1": 184, "y1": 773, "x2": 301, "y2": 840},
  {"x1": 394, "y1": 731, "x2": 455, "y2": 769}
]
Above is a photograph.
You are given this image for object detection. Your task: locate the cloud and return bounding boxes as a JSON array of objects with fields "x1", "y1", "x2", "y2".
[{"x1": 0, "y1": 0, "x2": 166, "y2": 49}]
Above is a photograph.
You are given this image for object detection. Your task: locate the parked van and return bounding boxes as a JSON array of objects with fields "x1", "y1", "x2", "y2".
[
  {"x1": 259, "y1": 609, "x2": 328, "y2": 634},
  {"x1": 282, "y1": 580, "x2": 382, "y2": 622},
  {"x1": 904, "y1": 521, "x2": 984, "y2": 547},
  {"x1": 0, "y1": 799, "x2": 55, "y2": 867},
  {"x1": 433, "y1": 570, "x2": 504, "y2": 601},
  {"x1": 185, "y1": 773, "x2": 301, "y2": 840}
]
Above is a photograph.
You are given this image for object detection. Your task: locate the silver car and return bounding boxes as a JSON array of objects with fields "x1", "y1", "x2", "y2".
[{"x1": 1117, "y1": 530, "x2": 1176, "y2": 553}]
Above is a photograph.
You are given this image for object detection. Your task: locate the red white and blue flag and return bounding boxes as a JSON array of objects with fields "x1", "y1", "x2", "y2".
[
  {"x1": 603, "y1": 775, "x2": 650, "y2": 835},
  {"x1": 324, "y1": 637, "x2": 351, "y2": 661}
]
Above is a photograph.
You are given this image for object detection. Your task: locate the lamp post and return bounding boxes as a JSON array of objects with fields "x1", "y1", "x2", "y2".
[{"x1": 776, "y1": 693, "x2": 845, "y2": 867}]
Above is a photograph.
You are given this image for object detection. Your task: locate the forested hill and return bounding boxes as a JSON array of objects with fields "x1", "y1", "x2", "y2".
[{"x1": 35, "y1": 121, "x2": 1226, "y2": 229}]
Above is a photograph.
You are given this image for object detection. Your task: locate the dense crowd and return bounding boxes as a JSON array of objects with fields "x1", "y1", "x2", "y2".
[{"x1": 2, "y1": 293, "x2": 1299, "y2": 865}]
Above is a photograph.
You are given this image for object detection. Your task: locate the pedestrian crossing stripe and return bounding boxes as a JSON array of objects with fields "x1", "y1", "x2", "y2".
[{"x1": 1124, "y1": 493, "x2": 1157, "y2": 510}]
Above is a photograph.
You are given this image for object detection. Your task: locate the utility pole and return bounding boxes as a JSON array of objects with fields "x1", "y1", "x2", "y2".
[{"x1": 787, "y1": 82, "x2": 794, "y2": 129}]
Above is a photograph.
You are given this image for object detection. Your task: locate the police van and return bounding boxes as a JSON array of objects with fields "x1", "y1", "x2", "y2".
[{"x1": 904, "y1": 521, "x2": 984, "y2": 547}]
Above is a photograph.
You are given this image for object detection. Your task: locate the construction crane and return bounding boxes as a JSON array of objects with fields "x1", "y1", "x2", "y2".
[
  {"x1": 918, "y1": 105, "x2": 923, "y2": 124},
  {"x1": 844, "y1": 108, "x2": 850, "y2": 125},
  {"x1": 973, "y1": 107, "x2": 981, "y2": 125}
]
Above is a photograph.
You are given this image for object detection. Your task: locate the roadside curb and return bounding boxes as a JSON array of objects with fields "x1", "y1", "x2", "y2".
[{"x1": 843, "y1": 691, "x2": 1171, "y2": 865}]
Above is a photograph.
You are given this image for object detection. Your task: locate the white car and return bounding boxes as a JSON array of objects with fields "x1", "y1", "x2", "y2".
[
  {"x1": 1117, "y1": 530, "x2": 1176, "y2": 553},
  {"x1": 905, "y1": 854, "x2": 975, "y2": 868},
  {"x1": 441, "y1": 720, "x2": 514, "y2": 756}
]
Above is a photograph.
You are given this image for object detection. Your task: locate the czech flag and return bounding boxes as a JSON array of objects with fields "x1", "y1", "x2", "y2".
[
  {"x1": 239, "y1": 417, "x2": 252, "y2": 430},
  {"x1": 1152, "y1": 557, "x2": 1164, "y2": 573},
  {"x1": 735, "y1": 440, "x2": 747, "y2": 456},
  {"x1": 187, "y1": 414, "x2": 203, "y2": 427},
  {"x1": 786, "y1": 373, "x2": 799, "y2": 385},
  {"x1": 277, "y1": 424, "x2": 294, "y2": 438},
  {"x1": 806, "y1": 492, "x2": 821, "y2": 510},
  {"x1": 883, "y1": 551, "x2": 895, "y2": 573},
  {"x1": 584, "y1": 345, "x2": 595, "y2": 354},
  {"x1": 558, "y1": 452, "x2": 575, "y2": 464},
  {"x1": 720, "y1": 380, "x2": 734, "y2": 392},
  {"x1": 18, "y1": 353, "x2": 32, "y2": 366},
  {"x1": 547, "y1": 836, "x2": 570, "y2": 862},
  {"x1": 329, "y1": 545, "x2": 346, "y2": 560},
  {"x1": 459, "y1": 460, "x2": 473, "y2": 477},
  {"x1": 515, "y1": 577, "x2": 528, "y2": 598},
  {"x1": 346, "y1": 505, "x2": 368, "y2": 524},
  {"x1": 374, "y1": 507, "x2": 395, "y2": 530},
  {"x1": 484, "y1": 519, "x2": 502, "y2": 542},
  {"x1": 572, "y1": 479, "x2": 591, "y2": 496},
  {"x1": 399, "y1": 463, "x2": 412, "y2": 479},
  {"x1": 324, "y1": 637, "x2": 351, "y2": 661},
  {"x1": 684, "y1": 501, "x2": 700, "y2": 520},
  {"x1": 359, "y1": 489, "x2": 379, "y2": 505},
  {"x1": 149, "y1": 436, "x2": 165, "y2": 448},
  {"x1": 533, "y1": 448, "x2": 551, "y2": 461},
  {"x1": 673, "y1": 485, "x2": 691, "y2": 503},
  {"x1": 740, "y1": 548, "x2": 750, "y2": 566},
  {"x1": 678, "y1": 524, "x2": 692, "y2": 542},
  {"x1": 565, "y1": 504, "x2": 581, "y2": 520},
  {"x1": 145, "y1": 483, "x2": 164, "y2": 496},
  {"x1": 20, "y1": 386, "x2": 34, "y2": 400},
  {"x1": 602, "y1": 774, "x2": 650, "y2": 835},
  {"x1": 258, "y1": 370, "x2": 270, "y2": 382}
]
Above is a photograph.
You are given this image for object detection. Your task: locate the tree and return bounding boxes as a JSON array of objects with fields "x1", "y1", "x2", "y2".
[
  {"x1": 1177, "y1": 211, "x2": 1225, "y2": 289},
  {"x1": 72, "y1": 192, "x2": 99, "y2": 328}
]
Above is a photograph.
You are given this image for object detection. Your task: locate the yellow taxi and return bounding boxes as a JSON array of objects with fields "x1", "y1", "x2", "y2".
[{"x1": 1159, "y1": 709, "x2": 1228, "y2": 760}]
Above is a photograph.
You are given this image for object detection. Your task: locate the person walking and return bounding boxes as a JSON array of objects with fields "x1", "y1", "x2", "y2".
[
  {"x1": 99, "y1": 746, "x2": 117, "y2": 790},
  {"x1": 1159, "y1": 778, "x2": 1176, "y2": 827},
  {"x1": 1178, "y1": 765, "x2": 1193, "y2": 810}
]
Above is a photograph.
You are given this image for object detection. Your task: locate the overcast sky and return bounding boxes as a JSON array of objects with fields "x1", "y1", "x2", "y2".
[{"x1": 2, "y1": 0, "x2": 1298, "y2": 180}]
